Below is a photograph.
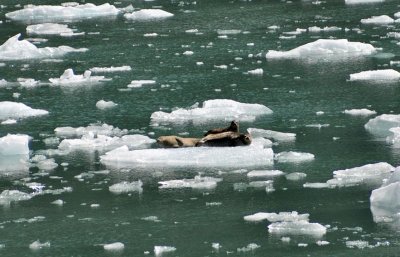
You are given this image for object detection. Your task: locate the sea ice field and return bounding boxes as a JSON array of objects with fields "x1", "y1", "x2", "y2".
[{"x1": 1, "y1": 0, "x2": 400, "y2": 256}]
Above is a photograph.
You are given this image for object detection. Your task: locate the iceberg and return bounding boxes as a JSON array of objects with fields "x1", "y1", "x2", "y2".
[
  {"x1": 0, "y1": 34, "x2": 87, "y2": 60},
  {"x1": 124, "y1": 9, "x2": 174, "y2": 20},
  {"x1": 268, "y1": 220, "x2": 327, "y2": 237},
  {"x1": 49, "y1": 69, "x2": 106, "y2": 86},
  {"x1": 274, "y1": 151, "x2": 315, "y2": 163},
  {"x1": 103, "y1": 242, "x2": 124, "y2": 251},
  {"x1": 55, "y1": 123, "x2": 128, "y2": 138},
  {"x1": 266, "y1": 39, "x2": 376, "y2": 59},
  {"x1": 6, "y1": 3, "x2": 120, "y2": 23},
  {"x1": 387, "y1": 127, "x2": 400, "y2": 147},
  {"x1": 96, "y1": 100, "x2": 117, "y2": 110},
  {"x1": 361, "y1": 15, "x2": 394, "y2": 24},
  {"x1": 349, "y1": 69, "x2": 400, "y2": 81},
  {"x1": 26, "y1": 23, "x2": 77, "y2": 36},
  {"x1": 365, "y1": 114, "x2": 400, "y2": 137},
  {"x1": 343, "y1": 108, "x2": 377, "y2": 116},
  {"x1": 151, "y1": 99, "x2": 272, "y2": 125},
  {"x1": 370, "y1": 182, "x2": 400, "y2": 222},
  {"x1": 100, "y1": 144, "x2": 274, "y2": 169},
  {"x1": 0, "y1": 102, "x2": 48, "y2": 121},
  {"x1": 248, "y1": 128, "x2": 296, "y2": 142}
]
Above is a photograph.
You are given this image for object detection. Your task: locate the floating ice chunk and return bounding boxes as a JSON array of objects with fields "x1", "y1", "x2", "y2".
[
  {"x1": 124, "y1": 9, "x2": 173, "y2": 20},
  {"x1": 0, "y1": 190, "x2": 32, "y2": 206},
  {"x1": 244, "y1": 211, "x2": 309, "y2": 223},
  {"x1": 141, "y1": 216, "x2": 161, "y2": 222},
  {"x1": 248, "y1": 68, "x2": 263, "y2": 75},
  {"x1": 308, "y1": 26, "x2": 341, "y2": 32},
  {"x1": 151, "y1": 99, "x2": 272, "y2": 124},
  {"x1": 365, "y1": 114, "x2": 400, "y2": 137},
  {"x1": 248, "y1": 128, "x2": 296, "y2": 142},
  {"x1": 26, "y1": 23, "x2": 76, "y2": 36},
  {"x1": 29, "y1": 240, "x2": 50, "y2": 250},
  {"x1": 345, "y1": 240, "x2": 369, "y2": 249},
  {"x1": 268, "y1": 220, "x2": 327, "y2": 237},
  {"x1": 159, "y1": 176, "x2": 222, "y2": 190},
  {"x1": 55, "y1": 123, "x2": 128, "y2": 138},
  {"x1": 101, "y1": 144, "x2": 274, "y2": 169},
  {"x1": 183, "y1": 51, "x2": 194, "y2": 56},
  {"x1": 370, "y1": 181, "x2": 400, "y2": 222},
  {"x1": 217, "y1": 29, "x2": 241, "y2": 35},
  {"x1": 266, "y1": 39, "x2": 376, "y2": 59},
  {"x1": 103, "y1": 242, "x2": 124, "y2": 251},
  {"x1": 247, "y1": 170, "x2": 284, "y2": 177},
  {"x1": 303, "y1": 182, "x2": 331, "y2": 188},
  {"x1": 90, "y1": 66, "x2": 132, "y2": 73},
  {"x1": 0, "y1": 134, "x2": 30, "y2": 173},
  {"x1": 316, "y1": 240, "x2": 330, "y2": 246},
  {"x1": 154, "y1": 246, "x2": 176, "y2": 256},
  {"x1": 58, "y1": 134, "x2": 155, "y2": 152},
  {"x1": 0, "y1": 34, "x2": 87, "y2": 60},
  {"x1": 36, "y1": 158, "x2": 58, "y2": 171},
  {"x1": 1, "y1": 119, "x2": 17, "y2": 125},
  {"x1": 286, "y1": 172, "x2": 307, "y2": 181},
  {"x1": 96, "y1": 100, "x2": 117, "y2": 110},
  {"x1": 344, "y1": 108, "x2": 377, "y2": 116},
  {"x1": 345, "y1": 0, "x2": 384, "y2": 4},
  {"x1": 127, "y1": 80, "x2": 156, "y2": 88},
  {"x1": 6, "y1": 3, "x2": 120, "y2": 23},
  {"x1": 349, "y1": 69, "x2": 400, "y2": 81},
  {"x1": 0, "y1": 101, "x2": 48, "y2": 121},
  {"x1": 109, "y1": 180, "x2": 143, "y2": 194},
  {"x1": 275, "y1": 151, "x2": 315, "y2": 163},
  {"x1": 17, "y1": 78, "x2": 40, "y2": 88},
  {"x1": 361, "y1": 15, "x2": 394, "y2": 25},
  {"x1": 49, "y1": 69, "x2": 106, "y2": 86},
  {"x1": 51, "y1": 199, "x2": 64, "y2": 206},
  {"x1": 237, "y1": 243, "x2": 260, "y2": 252},
  {"x1": 251, "y1": 137, "x2": 273, "y2": 148},
  {"x1": 387, "y1": 127, "x2": 400, "y2": 147}
]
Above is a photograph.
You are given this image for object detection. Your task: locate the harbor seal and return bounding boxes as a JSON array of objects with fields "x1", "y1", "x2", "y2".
[
  {"x1": 157, "y1": 135, "x2": 200, "y2": 148},
  {"x1": 196, "y1": 131, "x2": 252, "y2": 147},
  {"x1": 204, "y1": 120, "x2": 239, "y2": 136}
]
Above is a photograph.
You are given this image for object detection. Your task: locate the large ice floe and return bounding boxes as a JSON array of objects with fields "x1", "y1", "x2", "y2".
[
  {"x1": 0, "y1": 134, "x2": 30, "y2": 174},
  {"x1": 365, "y1": 114, "x2": 400, "y2": 137},
  {"x1": 360, "y1": 15, "x2": 394, "y2": 25},
  {"x1": 151, "y1": 99, "x2": 272, "y2": 125},
  {"x1": 265, "y1": 39, "x2": 376, "y2": 59},
  {"x1": 5, "y1": 3, "x2": 120, "y2": 23},
  {"x1": 0, "y1": 34, "x2": 87, "y2": 60},
  {"x1": 49, "y1": 69, "x2": 107, "y2": 86},
  {"x1": 124, "y1": 9, "x2": 174, "y2": 20},
  {"x1": 349, "y1": 69, "x2": 400, "y2": 81},
  {"x1": 26, "y1": 23, "x2": 83, "y2": 37},
  {"x1": 0, "y1": 101, "x2": 48, "y2": 121},
  {"x1": 100, "y1": 143, "x2": 273, "y2": 170}
]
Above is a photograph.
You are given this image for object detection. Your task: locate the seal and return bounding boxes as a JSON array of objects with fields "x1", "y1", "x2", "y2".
[
  {"x1": 196, "y1": 131, "x2": 252, "y2": 147},
  {"x1": 157, "y1": 135, "x2": 200, "y2": 148},
  {"x1": 204, "y1": 120, "x2": 239, "y2": 136}
]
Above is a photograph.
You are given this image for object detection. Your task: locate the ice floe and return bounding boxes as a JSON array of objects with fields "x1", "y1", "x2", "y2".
[
  {"x1": 244, "y1": 211, "x2": 309, "y2": 222},
  {"x1": 151, "y1": 99, "x2": 272, "y2": 125},
  {"x1": 248, "y1": 128, "x2": 296, "y2": 142},
  {"x1": 274, "y1": 151, "x2": 315, "y2": 163},
  {"x1": 101, "y1": 143, "x2": 273, "y2": 169},
  {"x1": 266, "y1": 39, "x2": 376, "y2": 59},
  {"x1": 6, "y1": 3, "x2": 120, "y2": 23},
  {"x1": 96, "y1": 100, "x2": 117, "y2": 110},
  {"x1": 247, "y1": 68, "x2": 264, "y2": 75},
  {"x1": 103, "y1": 242, "x2": 124, "y2": 251},
  {"x1": 124, "y1": 9, "x2": 174, "y2": 20},
  {"x1": 365, "y1": 114, "x2": 400, "y2": 137},
  {"x1": 308, "y1": 26, "x2": 341, "y2": 33},
  {"x1": 154, "y1": 246, "x2": 176, "y2": 256},
  {"x1": 343, "y1": 108, "x2": 377, "y2": 116},
  {"x1": 247, "y1": 170, "x2": 284, "y2": 177},
  {"x1": 127, "y1": 80, "x2": 156, "y2": 88},
  {"x1": 159, "y1": 176, "x2": 222, "y2": 190},
  {"x1": 90, "y1": 66, "x2": 132, "y2": 73},
  {"x1": 49, "y1": 69, "x2": 107, "y2": 86},
  {"x1": 0, "y1": 134, "x2": 30, "y2": 174},
  {"x1": 345, "y1": 0, "x2": 384, "y2": 4},
  {"x1": 387, "y1": 127, "x2": 400, "y2": 147},
  {"x1": 286, "y1": 172, "x2": 307, "y2": 181},
  {"x1": 55, "y1": 123, "x2": 128, "y2": 138},
  {"x1": 29, "y1": 240, "x2": 50, "y2": 250},
  {"x1": 370, "y1": 181, "x2": 400, "y2": 222},
  {"x1": 109, "y1": 180, "x2": 143, "y2": 194},
  {"x1": 26, "y1": 23, "x2": 82, "y2": 36},
  {"x1": 237, "y1": 243, "x2": 260, "y2": 252},
  {"x1": 349, "y1": 69, "x2": 400, "y2": 81},
  {"x1": 0, "y1": 34, "x2": 87, "y2": 60},
  {"x1": 361, "y1": 15, "x2": 394, "y2": 25},
  {"x1": 0, "y1": 190, "x2": 32, "y2": 206},
  {"x1": 268, "y1": 220, "x2": 327, "y2": 237}
]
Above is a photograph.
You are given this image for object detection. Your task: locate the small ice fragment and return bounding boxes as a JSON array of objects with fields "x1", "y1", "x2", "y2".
[
  {"x1": 247, "y1": 170, "x2": 284, "y2": 177},
  {"x1": 29, "y1": 240, "x2": 50, "y2": 250},
  {"x1": 51, "y1": 199, "x2": 64, "y2": 206},
  {"x1": 96, "y1": 100, "x2": 117, "y2": 110},
  {"x1": 154, "y1": 246, "x2": 176, "y2": 256},
  {"x1": 237, "y1": 243, "x2": 260, "y2": 252},
  {"x1": 344, "y1": 109, "x2": 376, "y2": 116},
  {"x1": 248, "y1": 68, "x2": 263, "y2": 75},
  {"x1": 90, "y1": 66, "x2": 131, "y2": 73},
  {"x1": 103, "y1": 242, "x2": 124, "y2": 251},
  {"x1": 124, "y1": 9, "x2": 174, "y2": 20},
  {"x1": 274, "y1": 151, "x2": 315, "y2": 163},
  {"x1": 109, "y1": 180, "x2": 143, "y2": 194},
  {"x1": 286, "y1": 172, "x2": 307, "y2": 181}
]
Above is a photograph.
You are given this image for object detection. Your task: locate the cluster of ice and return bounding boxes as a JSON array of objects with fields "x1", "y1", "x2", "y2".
[
  {"x1": 244, "y1": 211, "x2": 309, "y2": 223},
  {"x1": 154, "y1": 246, "x2": 176, "y2": 256},
  {"x1": 266, "y1": 39, "x2": 376, "y2": 59},
  {"x1": 109, "y1": 180, "x2": 143, "y2": 194},
  {"x1": 268, "y1": 220, "x2": 327, "y2": 237},
  {"x1": 0, "y1": 190, "x2": 32, "y2": 206},
  {"x1": 101, "y1": 144, "x2": 273, "y2": 169},
  {"x1": 237, "y1": 243, "x2": 260, "y2": 252},
  {"x1": 0, "y1": 134, "x2": 30, "y2": 173},
  {"x1": 90, "y1": 66, "x2": 132, "y2": 73},
  {"x1": 365, "y1": 114, "x2": 400, "y2": 137},
  {"x1": 308, "y1": 26, "x2": 341, "y2": 33},
  {"x1": 26, "y1": 23, "x2": 82, "y2": 36},
  {"x1": 344, "y1": 108, "x2": 377, "y2": 116},
  {"x1": 247, "y1": 170, "x2": 284, "y2": 177},
  {"x1": 6, "y1": 3, "x2": 120, "y2": 23},
  {"x1": 58, "y1": 134, "x2": 156, "y2": 152},
  {"x1": 124, "y1": 9, "x2": 174, "y2": 20},
  {"x1": 55, "y1": 123, "x2": 128, "y2": 138},
  {"x1": 248, "y1": 128, "x2": 296, "y2": 142},
  {"x1": 103, "y1": 242, "x2": 124, "y2": 251},
  {"x1": 361, "y1": 15, "x2": 394, "y2": 25},
  {"x1": 127, "y1": 80, "x2": 156, "y2": 88},
  {"x1": 0, "y1": 34, "x2": 87, "y2": 60},
  {"x1": 274, "y1": 151, "x2": 315, "y2": 163},
  {"x1": 49, "y1": 69, "x2": 106, "y2": 86},
  {"x1": 96, "y1": 100, "x2": 117, "y2": 110},
  {"x1": 159, "y1": 176, "x2": 222, "y2": 190},
  {"x1": 0, "y1": 102, "x2": 48, "y2": 121},
  {"x1": 349, "y1": 69, "x2": 400, "y2": 81},
  {"x1": 151, "y1": 99, "x2": 272, "y2": 124},
  {"x1": 29, "y1": 240, "x2": 50, "y2": 250}
]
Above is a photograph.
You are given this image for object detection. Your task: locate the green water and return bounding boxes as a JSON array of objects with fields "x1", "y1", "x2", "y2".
[{"x1": 1, "y1": 0, "x2": 400, "y2": 256}]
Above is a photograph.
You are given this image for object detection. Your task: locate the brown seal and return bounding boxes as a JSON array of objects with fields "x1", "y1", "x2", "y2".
[
  {"x1": 196, "y1": 131, "x2": 252, "y2": 147},
  {"x1": 157, "y1": 136, "x2": 200, "y2": 148},
  {"x1": 204, "y1": 120, "x2": 239, "y2": 136}
]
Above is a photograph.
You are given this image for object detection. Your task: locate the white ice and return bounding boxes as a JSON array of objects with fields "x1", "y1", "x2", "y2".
[
  {"x1": 0, "y1": 190, "x2": 32, "y2": 206},
  {"x1": 6, "y1": 3, "x2": 120, "y2": 23},
  {"x1": 96, "y1": 100, "x2": 117, "y2": 110},
  {"x1": 0, "y1": 134, "x2": 30, "y2": 174},
  {"x1": 361, "y1": 15, "x2": 394, "y2": 24},
  {"x1": 349, "y1": 69, "x2": 400, "y2": 81},
  {"x1": 109, "y1": 180, "x2": 143, "y2": 194},
  {"x1": 29, "y1": 240, "x2": 50, "y2": 250},
  {"x1": 154, "y1": 246, "x2": 176, "y2": 256},
  {"x1": 101, "y1": 144, "x2": 273, "y2": 169},
  {"x1": 55, "y1": 123, "x2": 128, "y2": 138},
  {"x1": 308, "y1": 26, "x2": 341, "y2": 32},
  {"x1": 247, "y1": 170, "x2": 284, "y2": 177},
  {"x1": 151, "y1": 99, "x2": 272, "y2": 124},
  {"x1": 26, "y1": 23, "x2": 79, "y2": 36},
  {"x1": 344, "y1": 108, "x2": 377, "y2": 116},
  {"x1": 268, "y1": 220, "x2": 327, "y2": 237},
  {"x1": 247, "y1": 68, "x2": 264, "y2": 75},
  {"x1": 49, "y1": 69, "x2": 106, "y2": 86},
  {"x1": 159, "y1": 176, "x2": 222, "y2": 190},
  {"x1": 365, "y1": 114, "x2": 400, "y2": 137},
  {"x1": 244, "y1": 211, "x2": 309, "y2": 222},
  {"x1": 274, "y1": 151, "x2": 315, "y2": 163},
  {"x1": 0, "y1": 34, "x2": 87, "y2": 60},
  {"x1": 237, "y1": 243, "x2": 260, "y2": 252},
  {"x1": 103, "y1": 242, "x2": 124, "y2": 251},
  {"x1": 266, "y1": 39, "x2": 376, "y2": 59},
  {"x1": 286, "y1": 172, "x2": 307, "y2": 181},
  {"x1": 370, "y1": 181, "x2": 400, "y2": 222},
  {"x1": 124, "y1": 9, "x2": 173, "y2": 20},
  {"x1": 345, "y1": 0, "x2": 384, "y2": 4},
  {"x1": 90, "y1": 66, "x2": 132, "y2": 73},
  {"x1": 127, "y1": 80, "x2": 156, "y2": 88},
  {"x1": 387, "y1": 127, "x2": 400, "y2": 147},
  {"x1": 248, "y1": 128, "x2": 296, "y2": 142}
]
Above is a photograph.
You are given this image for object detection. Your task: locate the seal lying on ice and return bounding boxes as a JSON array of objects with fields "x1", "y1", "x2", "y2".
[
  {"x1": 203, "y1": 120, "x2": 239, "y2": 136},
  {"x1": 196, "y1": 131, "x2": 252, "y2": 147},
  {"x1": 157, "y1": 135, "x2": 200, "y2": 148}
]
